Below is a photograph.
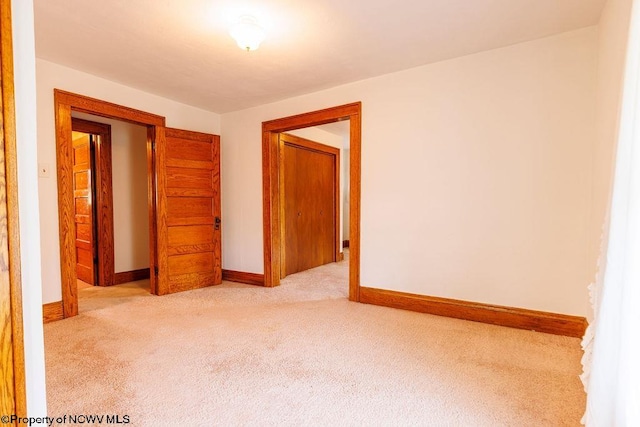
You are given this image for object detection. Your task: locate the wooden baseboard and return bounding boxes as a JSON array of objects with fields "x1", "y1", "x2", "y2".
[
  {"x1": 359, "y1": 287, "x2": 587, "y2": 338},
  {"x1": 43, "y1": 301, "x2": 64, "y2": 323},
  {"x1": 337, "y1": 252, "x2": 345, "y2": 262},
  {"x1": 222, "y1": 270, "x2": 265, "y2": 286},
  {"x1": 114, "y1": 268, "x2": 151, "y2": 285},
  {"x1": 342, "y1": 240, "x2": 350, "y2": 248}
]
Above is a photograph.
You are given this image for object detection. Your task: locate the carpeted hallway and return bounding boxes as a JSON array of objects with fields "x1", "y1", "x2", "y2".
[{"x1": 44, "y1": 256, "x2": 585, "y2": 426}]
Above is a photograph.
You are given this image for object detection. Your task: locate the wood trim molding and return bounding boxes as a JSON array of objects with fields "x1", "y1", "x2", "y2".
[
  {"x1": 71, "y1": 118, "x2": 115, "y2": 287},
  {"x1": 222, "y1": 270, "x2": 265, "y2": 286},
  {"x1": 279, "y1": 132, "x2": 341, "y2": 277},
  {"x1": 262, "y1": 102, "x2": 362, "y2": 302},
  {"x1": 114, "y1": 268, "x2": 151, "y2": 285},
  {"x1": 42, "y1": 301, "x2": 64, "y2": 324},
  {"x1": 55, "y1": 90, "x2": 165, "y2": 127},
  {"x1": 1, "y1": 0, "x2": 27, "y2": 416},
  {"x1": 360, "y1": 287, "x2": 587, "y2": 338},
  {"x1": 55, "y1": 90, "x2": 165, "y2": 318}
]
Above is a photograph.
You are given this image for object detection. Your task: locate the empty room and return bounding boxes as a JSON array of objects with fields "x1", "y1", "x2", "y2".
[{"x1": 2, "y1": 0, "x2": 639, "y2": 425}]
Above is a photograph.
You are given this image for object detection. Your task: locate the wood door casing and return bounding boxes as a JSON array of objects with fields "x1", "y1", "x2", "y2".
[
  {"x1": 280, "y1": 133, "x2": 340, "y2": 277},
  {"x1": 72, "y1": 133, "x2": 96, "y2": 285},
  {"x1": 155, "y1": 128, "x2": 221, "y2": 294},
  {"x1": 261, "y1": 103, "x2": 361, "y2": 298},
  {"x1": 55, "y1": 90, "x2": 166, "y2": 318}
]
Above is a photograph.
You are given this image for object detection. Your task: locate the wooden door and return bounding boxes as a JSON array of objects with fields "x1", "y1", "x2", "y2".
[
  {"x1": 280, "y1": 133, "x2": 339, "y2": 277},
  {"x1": 1, "y1": 0, "x2": 27, "y2": 416},
  {"x1": 72, "y1": 118, "x2": 114, "y2": 288},
  {"x1": 73, "y1": 133, "x2": 97, "y2": 285},
  {"x1": 155, "y1": 128, "x2": 221, "y2": 295}
]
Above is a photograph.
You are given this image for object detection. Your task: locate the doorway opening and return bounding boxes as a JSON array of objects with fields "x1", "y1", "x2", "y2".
[
  {"x1": 262, "y1": 103, "x2": 361, "y2": 301},
  {"x1": 70, "y1": 114, "x2": 152, "y2": 308},
  {"x1": 55, "y1": 90, "x2": 223, "y2": 319},
  {"x1": 70, "y1": 118, "x2": 115, "y2": 288},
  {"x1": 55, "y1": 90, "x2": 163, "y2": 318}
]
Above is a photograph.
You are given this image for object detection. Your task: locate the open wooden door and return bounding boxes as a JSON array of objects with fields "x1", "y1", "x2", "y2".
[
  {"x1": 73, "y1": 133, "x2": 97, "y2": 285},
  {"x1": 154, "y1": 128, "x2": 221, "y2": 295}
]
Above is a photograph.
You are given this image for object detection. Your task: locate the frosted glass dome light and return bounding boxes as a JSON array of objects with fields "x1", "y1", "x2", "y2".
[{"x1": 230, "y1": 16, "x2": 266, "y2": 51}]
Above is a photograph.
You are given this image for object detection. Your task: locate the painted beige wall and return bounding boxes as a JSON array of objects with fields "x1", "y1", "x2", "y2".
[
  {"x1": 342, "y1": 148, "x2": 350, "y2": 240},
  {"x1": 588, "y1": 0, "x2": 634, "y2": 320},
  {"x1": 36, "y1": 59, "x2": 221, "y2": 303},
  {"x1": 13, "y1": 0, "x2": 47, "y2": 416},
  {"x1": 72, "y1": 113, "x2": 150, "y2": 273},
  {"x1": 221, "y1": 27, "x2": 598, "y2": 316}
]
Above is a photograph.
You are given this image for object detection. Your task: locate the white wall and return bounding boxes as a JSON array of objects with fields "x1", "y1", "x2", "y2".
[
  {"x1": 72, "y1": 113, "x2": 150, "y2": 273},
  {"x1": 37, "y1": 59, "x2": 221, "y2": 303},
  {"x1": 588, "y1": 0, "x2": 633, "y2": 320},
  {"x1": 287, "y1": 127, "x2": 347, "y2": 248},
  {"x1": 13, "y1": 0, "x2": 47, "y2": 416},
  {"x1": 221, "y1": 27, "x2": 598, "y2": 316},
  {"x1": 342, "y1": 148, "x2": 350, "y2": 241}
]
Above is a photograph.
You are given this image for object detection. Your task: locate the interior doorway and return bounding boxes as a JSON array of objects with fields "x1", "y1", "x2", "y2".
[
  {"x1": 71, "y1": 118, "x2": 115, "y2": 288},
  {"x1": 279, "y1": 132, "x2": 341, "y2": 277},
  {"x1": 54, "y1": 90, "x2": 222, "y2": 319},
  {"x1": 71, "y1": 113, "x2": 152, "y2": 301},
  {"x1": 55, "y1": 92, "x2": 161, "y2": 319},
  {"x1": 261, "y1": 102, "x2": 362, "y2": 301}
]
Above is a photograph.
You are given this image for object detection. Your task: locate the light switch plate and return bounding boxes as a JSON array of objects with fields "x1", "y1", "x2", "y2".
[{"x1": 38, "y1": 163, "x2": 51, "y2": 178}]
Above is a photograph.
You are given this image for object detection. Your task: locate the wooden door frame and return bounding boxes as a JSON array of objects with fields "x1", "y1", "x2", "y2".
[
  {"x1": 262, "y1": 102, "x2": 362, "y2": 301},
  {"x1": 54, "y1": 90, "x2": 165, "y2": 318},
  {"x1": 1, "y1": 0, "x2": 27, "y2": 417},
  {"x1": 71, "y1": 118, "x2": 115, "y2": 287},
  {"x1": 279, "y1": 132, "x2": 341, "y2": 277}
]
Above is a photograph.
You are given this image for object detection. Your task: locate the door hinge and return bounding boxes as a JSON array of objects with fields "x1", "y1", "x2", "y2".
[{"x1": 154, "y1": 266, "x2": 159, "y2": 276}]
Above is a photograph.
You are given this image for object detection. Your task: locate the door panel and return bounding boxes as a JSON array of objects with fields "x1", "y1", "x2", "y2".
[
  {"x1": 73, "y1": 134, "x2": 96, "y2": 285},
  {"x1": 1, "y1": 0, "x2": 27, "y2": 412},
  {"x1": 155, "y1": 128, "x2": 221, "y2": 294},
  {"x1": 281, "y1": 134, "x2": 337, "y2": 277}
]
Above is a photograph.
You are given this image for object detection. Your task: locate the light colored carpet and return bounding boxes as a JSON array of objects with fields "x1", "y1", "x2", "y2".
[{"x1": 45, "y1": 258, "x2": 585, "y2": 426}]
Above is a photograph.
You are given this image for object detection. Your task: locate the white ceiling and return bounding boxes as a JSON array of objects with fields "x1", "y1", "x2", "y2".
[{"x1": 34, "y1": 0, "x2": 606, "y2": 114}]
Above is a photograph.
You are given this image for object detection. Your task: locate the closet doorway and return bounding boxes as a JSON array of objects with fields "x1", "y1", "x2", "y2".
[{"x1": 262, "y1": 102, "x2": 362, "y2": 301}]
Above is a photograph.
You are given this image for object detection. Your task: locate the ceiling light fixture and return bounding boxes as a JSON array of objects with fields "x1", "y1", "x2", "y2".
[{"x1": 230, "y1": 15, "x2": 266, "y2": 52}]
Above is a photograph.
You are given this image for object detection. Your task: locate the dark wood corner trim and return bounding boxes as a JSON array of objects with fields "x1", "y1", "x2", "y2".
[
  {"x1": 359, "y1": 287, "x2": 587, "y2": 338},
  {"x1": 43, "y1": 301, "x2": 64, "y2": 324},
  {"x1": 114, "y1": 268, "x2": 151, "y2": 285},
  {"x1": 222, "y1": 270, "x2": 265, "y2": 286}
]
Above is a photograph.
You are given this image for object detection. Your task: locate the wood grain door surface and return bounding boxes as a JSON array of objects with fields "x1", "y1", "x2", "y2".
[
  {"x1": 156, "y1": 128, "x2": 222, "y2": 294},
  {"x1": 282, "y1": 135, "x2": 336, "y2": 276},
  {"x1": 73, "y1": 133, "x2": 97, "y2": 285}
]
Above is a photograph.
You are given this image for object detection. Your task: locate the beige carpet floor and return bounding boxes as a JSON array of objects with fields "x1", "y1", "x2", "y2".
[{"x1": 45, "y1": 257, "x2": 585, "y2": 426}]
